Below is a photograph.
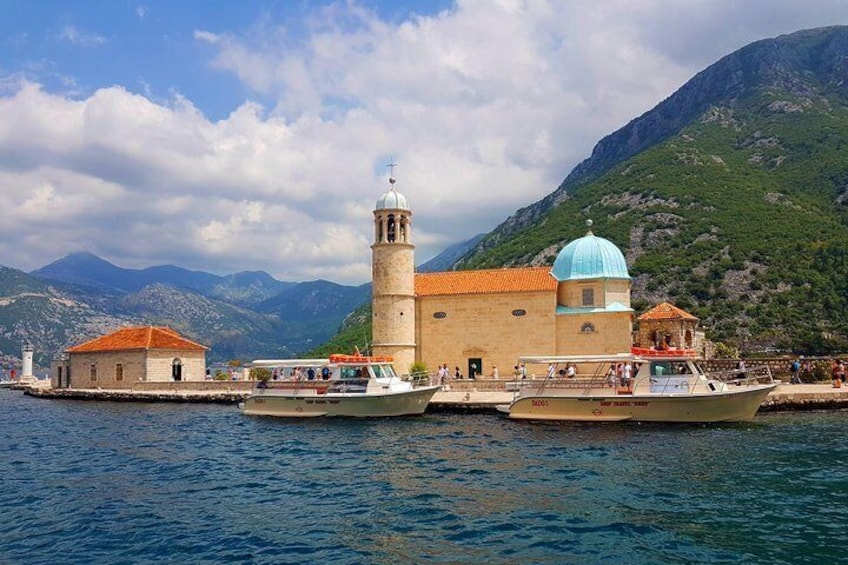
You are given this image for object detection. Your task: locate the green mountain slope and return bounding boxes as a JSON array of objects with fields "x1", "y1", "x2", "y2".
[{"x1": 454, "y1": 26, "x2": 848, "y2": 353}]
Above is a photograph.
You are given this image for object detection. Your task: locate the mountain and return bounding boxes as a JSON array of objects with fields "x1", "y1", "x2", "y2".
[
  {"x1": 1, "y1": 254, "x2": 369, "y2": 365},
  {"x1": 32, "y1": 252, "x2": 293, "y2": 306},
  {"x1": 0, "y1": 266, "x2": 135, "y2": 366},
  {"x1": 417, "y1": 233, "x2": 486, "y2": 272},
  {"x1": 257, "y1": 280, "x2": 371, "y2": 351},
  {"x1": 463, "y1": 26, "x2": 848, "y2": 257},
  {"x1": 453, "y1": 26, "x2": 848, "y2": 354}
]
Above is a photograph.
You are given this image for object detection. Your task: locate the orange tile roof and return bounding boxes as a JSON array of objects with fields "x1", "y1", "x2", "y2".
[
  {"x1": 637, "y1": 302, "x2": 699, "y2": 322},
  {"x1": 66, "y1": 326, "x2": 208, "y2": 353},
  {"x1": 415, "y1": 266, "x2": 557, "y2": 297}
]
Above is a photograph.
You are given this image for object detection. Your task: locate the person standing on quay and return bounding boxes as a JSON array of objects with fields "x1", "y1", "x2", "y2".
[
  {"x1": 790, "y1": 358, "x2": 801, "y2": 384},
  {"x1": 441, "y1": 364, "x2": 451, "y2": 384}
]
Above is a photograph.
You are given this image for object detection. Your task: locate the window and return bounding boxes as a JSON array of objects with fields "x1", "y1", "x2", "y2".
[
  {"x1": 580, "y1": 322, "x2": 596, "y2": 333},
  {"x1": 433, "y1": 312, "x2": 447, "y2": 319},
  {"x1": 582, "y1": 288, "x2": 595, "y2": 306},
  {"x1": 115, "y1": 363, "x2": 123, "y2": 381},
  {"x1": 90, "y1": 364, "x2": 97, "y2": 381},
  {"x1": 511, "y1": 309, "x2": 527, "y2": 317},
  {"x1": 387, "y1": 214, "x2": 396, "y2": 242}
]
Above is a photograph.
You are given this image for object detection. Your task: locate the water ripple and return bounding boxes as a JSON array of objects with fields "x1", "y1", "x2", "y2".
[{"x1": 2, "y1": 391, "x2": 847, "y2": 563}]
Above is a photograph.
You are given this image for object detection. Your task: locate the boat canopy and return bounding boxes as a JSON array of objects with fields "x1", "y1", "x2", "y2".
[
  {"x1": 249, "y1": 359, "x2": 329, "y2": 368},
  {"x1": 328, "y1": 354, "x2": 394, "y2": 365},
  {"x1": 519, "y1": 353, "x2": 637, "y2": 365},
  {"x1": 519, "y1": 349, "x2": 700, "y2": 366}
]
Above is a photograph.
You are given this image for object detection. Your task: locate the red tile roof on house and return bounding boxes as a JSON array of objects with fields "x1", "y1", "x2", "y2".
[
  {"x1": 637, "y1": 302, "x2": 699, "y2": 322},
  {"x1": 66, "y1": 326, "x2": 208, "y2": 353},
  {"x1": 415, "y1": 266, "x2": 557, "y2": 297}
]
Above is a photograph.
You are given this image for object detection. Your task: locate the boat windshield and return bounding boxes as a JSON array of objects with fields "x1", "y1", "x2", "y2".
[
  {"x1": 370, "y1": 363, "x2": 397, "y2": 379},
  {"x1": 338, "y1": 363, "x2": 396, "y2": 380},
  {"x1": 339, "y1": 365, "x2": 368, "y2": 380},
  {"x1": 648, "y1": 361, "x2": 694, "y2": 377}
]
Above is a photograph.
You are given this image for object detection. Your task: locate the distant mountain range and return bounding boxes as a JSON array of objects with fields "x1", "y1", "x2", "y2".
[
  {"x1": 0, "y1": 237, "x2": 475, "y2": 366},
  {"x1": 0, "y1": 253, "x2": 367, "y2": 365}
]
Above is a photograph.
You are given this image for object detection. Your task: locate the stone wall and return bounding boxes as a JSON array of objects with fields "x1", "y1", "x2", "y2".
[
  {"x1": 131, "y1": 381, "x2": 254, "y2": 392},
  {"x1": 69, "y1": 350, "x2": 147, "y2": 389},
  {"x1": 145, "y1": 350, "x2": 206, "y2": 382},
  {"x1": 555, "y1": 311, "x2": 632, "y2": 356},
  {"x1": 702, "y1": 357, "x2": 837, "y2": 381},
  {"x1": 416, "y1": 290, "x2": 556, "y2": 378}
]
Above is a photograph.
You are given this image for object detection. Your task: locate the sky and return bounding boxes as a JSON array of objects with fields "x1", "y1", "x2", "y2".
[{"x1": 1, "y1": 0, "x2": 846, "y2": 285}]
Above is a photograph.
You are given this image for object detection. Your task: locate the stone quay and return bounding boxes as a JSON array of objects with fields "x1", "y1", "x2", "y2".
[{"x1": 18, "y1": 380, "x2": 848, "y2": 414}]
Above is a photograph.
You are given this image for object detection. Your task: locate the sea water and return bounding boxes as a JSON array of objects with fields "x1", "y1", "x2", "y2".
[{"x1": 1, "y1": 388, "x2": 845, "y2": 564}]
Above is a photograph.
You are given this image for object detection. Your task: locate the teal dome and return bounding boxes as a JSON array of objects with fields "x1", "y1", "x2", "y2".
[
  {"x1": 375, "y1": 187, "x2": 409, "y2": 211},
  {"x1": 551, "y1": 231, "x2": 630, "y2": 281}
]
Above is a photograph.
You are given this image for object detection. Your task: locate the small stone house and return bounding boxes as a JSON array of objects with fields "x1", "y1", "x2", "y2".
[
  {"x1": 633, "y1": 302, "x2": 704, "y2": 353},
  {"x1": 52, "y1": 326, "x2": 207, "y2": 389}
]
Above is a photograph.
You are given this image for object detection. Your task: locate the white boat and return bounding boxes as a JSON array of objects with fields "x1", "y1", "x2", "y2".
[
  {"x1": 499, "y1": 349, "x2": 779, "y2": 423},
  {"x1": 240, "y1": 354, "x2": 441, "y2": 418}
]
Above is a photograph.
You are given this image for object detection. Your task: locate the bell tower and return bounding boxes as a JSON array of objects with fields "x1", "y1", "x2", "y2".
[{"x1": 371, "y1": 164, "x2": 416, "y2": 373}]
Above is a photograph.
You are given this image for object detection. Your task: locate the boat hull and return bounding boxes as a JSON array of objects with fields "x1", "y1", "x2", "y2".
[
  {"x1": 507, "y1": 383, "x2": 778, "y2": 423},
  {"x1": 241, "y1": 385, "x2": 440, "y2": 418}
]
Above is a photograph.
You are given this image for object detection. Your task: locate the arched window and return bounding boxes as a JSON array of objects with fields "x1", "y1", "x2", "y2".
[
  {"x1": 387, "y1": 214, "x2": 396, "y2": 242},
  {"x1": 580, "y1": 322, "x2": 596, "y2": 333},
  {"x1": 685, "y1": 330, "x2": 693, "y2": 347}
]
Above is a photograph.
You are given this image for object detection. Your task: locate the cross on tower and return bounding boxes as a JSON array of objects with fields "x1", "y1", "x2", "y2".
[{"x1": 386, "y1": 160, "x2": 397, "y2": 185}]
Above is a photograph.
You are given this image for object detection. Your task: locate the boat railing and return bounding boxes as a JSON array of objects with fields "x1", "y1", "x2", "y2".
[
  {"x1": 407, "y1": 370, "x2": 434, "y2": 387},
  {"x1": 254, "y1": 379, "x2": 330, "y2": 394},
  {"x1": 711, "y1": 365, "x2": 775, "y2": 386},
  {"x1": 528, "y1": 367, "x2": 617, "y2": 394}
]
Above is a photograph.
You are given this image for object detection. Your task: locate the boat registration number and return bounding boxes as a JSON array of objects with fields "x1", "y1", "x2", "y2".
[{"x1": 531, "y1": 400, "x2": 549, "y2": 407}]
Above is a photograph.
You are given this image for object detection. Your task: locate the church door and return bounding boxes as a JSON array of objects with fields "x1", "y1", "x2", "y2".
[
  {"x1": 467, "y1": 358, "x2": 482, "y2": 380},
  {"x1": 172, "y1": 359, "x2": 183, "y2": 381}
]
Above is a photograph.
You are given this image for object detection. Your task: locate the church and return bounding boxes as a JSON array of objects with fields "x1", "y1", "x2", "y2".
[{"x1": 370, "y1": 175, "x2": 640, "y2": 377}]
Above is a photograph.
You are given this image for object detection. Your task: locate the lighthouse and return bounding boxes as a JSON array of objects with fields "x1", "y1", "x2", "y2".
[{"x1": 22, "y1": 342, "x2": 34, "y2": 378}]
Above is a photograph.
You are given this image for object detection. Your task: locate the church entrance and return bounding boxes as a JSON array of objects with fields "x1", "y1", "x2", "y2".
[{"x1": 467, "y1": 358, "x2": 482, "y2": 380}]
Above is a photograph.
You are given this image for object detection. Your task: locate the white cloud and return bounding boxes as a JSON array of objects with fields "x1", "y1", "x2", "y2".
[
  {"x1": 56, "y1": 25, "x2": 107, "y2": 47},
  {"x1": 1, "y1": 1, "x2": 847, "y2": 284}
]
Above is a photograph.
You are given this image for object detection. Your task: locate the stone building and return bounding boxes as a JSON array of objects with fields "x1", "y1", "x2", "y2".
[
  {"x1": 52, "y1": 326, "x2": 207, "y2": 389},
  {"x1": 370, "y1": 177, "x2": 634, "y2": 376},
  {"x1": 633, "y1": 301, "x2": 704, "y2": 354}
]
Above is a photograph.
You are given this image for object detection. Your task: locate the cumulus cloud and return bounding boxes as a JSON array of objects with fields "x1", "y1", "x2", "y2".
[{"x1": 1, "y1": 1, "x2": 847, "y2": 284}]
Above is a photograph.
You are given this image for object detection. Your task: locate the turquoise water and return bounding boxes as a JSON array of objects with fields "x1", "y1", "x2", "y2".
[{"x1": 1, "y1": 388, "x2": 845, "y2": 564}]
